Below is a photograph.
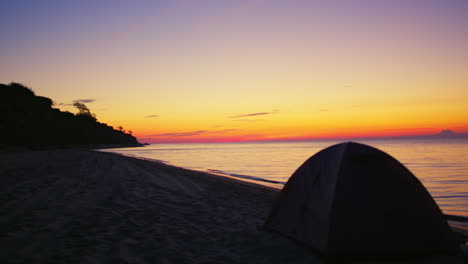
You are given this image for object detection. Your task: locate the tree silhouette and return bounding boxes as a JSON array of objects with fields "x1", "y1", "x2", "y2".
[
  {"x1": 73, "y1": 101, "x2": 96, "y2": 121},
  {"x1": 1, "y1": 82, "x2": 139, "y2": 148}
]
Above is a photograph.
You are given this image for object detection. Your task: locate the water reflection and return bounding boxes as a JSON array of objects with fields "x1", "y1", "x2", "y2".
[{"x1": 104, "y1": 139, "x2": 468, "y2": 217}]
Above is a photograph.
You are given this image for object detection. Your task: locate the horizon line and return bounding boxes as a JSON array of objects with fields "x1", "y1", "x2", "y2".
[{"x1": 141, "y1": 130, "x2": 468, "y2": 144}]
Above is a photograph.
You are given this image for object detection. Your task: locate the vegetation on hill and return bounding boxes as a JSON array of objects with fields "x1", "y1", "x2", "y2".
[{"x1": 0, "y1": 82, "x2": 140, "y2": 148}]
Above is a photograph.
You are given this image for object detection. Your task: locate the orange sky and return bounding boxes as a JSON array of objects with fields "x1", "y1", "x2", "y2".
[{"x1": 1, "y1": 0, "x2": 467, "y2": 143}]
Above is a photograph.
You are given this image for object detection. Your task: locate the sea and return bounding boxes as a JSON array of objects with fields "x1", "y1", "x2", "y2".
[{"x1": 102, "y1": 138, "x2": 468, "y2": 219}]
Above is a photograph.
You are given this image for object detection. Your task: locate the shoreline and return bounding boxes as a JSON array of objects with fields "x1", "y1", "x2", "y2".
[
  {"x1": 0, "y1": 143, "x2": 145, "y2": 153},
  {"x1": 108, "y1": 150, "x2": 468, "y2": 234},
  {"x1": 98, "y1": 149, "x2": 284, "y2": 191},
  {"x1": 0, "y1": 149, "x2": 465, "y2": 263}
]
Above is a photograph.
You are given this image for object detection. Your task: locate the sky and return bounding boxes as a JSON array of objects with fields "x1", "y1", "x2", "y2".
[{"x1": 1, "y1": 0, "x2": 468, "y2": 143}]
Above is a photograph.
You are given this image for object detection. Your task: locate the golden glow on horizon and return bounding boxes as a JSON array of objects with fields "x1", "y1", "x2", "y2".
[{"x1": 1, "y1": 0, "x2": 468, "y2": 143}]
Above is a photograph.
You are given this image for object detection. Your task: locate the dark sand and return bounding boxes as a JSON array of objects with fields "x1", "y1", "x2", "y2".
[{"x1": 0, "y1": 150, "x2": 465, "y2": 264}]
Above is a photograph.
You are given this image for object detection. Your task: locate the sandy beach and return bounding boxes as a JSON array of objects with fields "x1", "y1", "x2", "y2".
[{"x1": 0, "y1": 150, "x2": 465, "y2": 264}]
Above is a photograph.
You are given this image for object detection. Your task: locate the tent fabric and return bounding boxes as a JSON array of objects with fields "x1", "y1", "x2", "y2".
[{"x1": 263, "y1": 142, "x2": 459, "y2": 258}]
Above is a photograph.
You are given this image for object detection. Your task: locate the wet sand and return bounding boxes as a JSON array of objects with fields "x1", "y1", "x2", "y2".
[{"x1": 0, "y1": 150, "x2": 465, "y2": 263}]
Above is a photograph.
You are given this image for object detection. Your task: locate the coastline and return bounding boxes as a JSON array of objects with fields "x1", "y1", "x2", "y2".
[{"x1": 0, "y1": 149, "x2": 465, "y2": 263}]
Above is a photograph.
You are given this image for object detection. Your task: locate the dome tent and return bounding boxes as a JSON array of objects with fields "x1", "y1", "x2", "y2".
[{"x1": 263, "y1": 142, "x2": 459, "y2": 259}]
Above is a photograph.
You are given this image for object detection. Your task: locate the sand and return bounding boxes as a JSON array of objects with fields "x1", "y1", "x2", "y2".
[{"x1": 0, "y1": 149, "x2": 465, "y2": 264}]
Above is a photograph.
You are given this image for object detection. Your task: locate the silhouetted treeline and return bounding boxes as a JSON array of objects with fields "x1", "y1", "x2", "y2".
[{"x1": 0, "y1": 83, "x2": 140, "y2": 149}]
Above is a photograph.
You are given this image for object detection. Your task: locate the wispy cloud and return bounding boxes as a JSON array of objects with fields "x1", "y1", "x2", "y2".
[
  {"x1": 151, "y1": 130, "x2": 208, "y2": 138},
  {"x1": 230, "y1": 112, "x2": 270, "y2": 118},
  {"x1": 147, "y1": 128, "x2": 241, "y2": 138},
  {"x1": 145, "y1": 115, "x2": 159, "y2": 118},
  {"x1": 233, "y1": 119, "x2": 264, "y2": 122},
  {"x1": 74, "y1": 99, "x2": 95, "y2": 103},
  {"x1": 55, "y1": 99, "x2": 95, "y2": 106},
  {"x1": 55, "y1": 102, "x2": 72, "y2": 106},
  {"x1": 229, "y1": 110, "x2": 279, "y2": 118}
]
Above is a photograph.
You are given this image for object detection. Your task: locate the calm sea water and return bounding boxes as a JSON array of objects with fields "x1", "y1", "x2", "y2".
[{"x1": 102, "y1": 139, "x2": 468, "y2": 218}]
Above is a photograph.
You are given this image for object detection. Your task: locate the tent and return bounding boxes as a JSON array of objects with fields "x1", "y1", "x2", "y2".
[{"x1": 263, "y1": 142, "x2": 459, "y2": 258}]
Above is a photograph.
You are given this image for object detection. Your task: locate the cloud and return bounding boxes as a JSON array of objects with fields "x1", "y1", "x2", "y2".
[
  {"x1": 229, "y1": 110, "x2": 279, "y2": 118},
  {"x1": 151, "y1": 130, "x2": 208, "y2": 138},
  {"x1": 145, "y1": 115, "x2": 159, "y2": 118},
  {"x1": 210, "y1": 129, "x2": 243, "y2": 133},
  {"x1": 74, "y1": 99, "x2": 95, "y2": 103},
  {"x1": 319, "y1": 109, "x2": 329, "y2": 112},
  {"x1": 55, "y1": 99, "x2": 95, "y2": 106},
  {"x1": 233, "y1": 119, "x2": 264, "y2": 122},
  {"x1": 55, "y1": 102, "x2": 73, "y2": 106},
  {"x1": 147, "y1": 128, "x2": 242, "y2": 138}
]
